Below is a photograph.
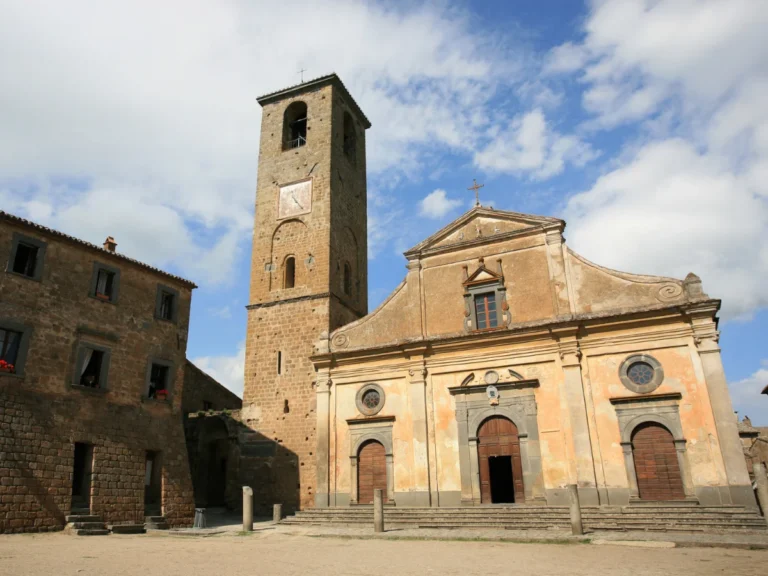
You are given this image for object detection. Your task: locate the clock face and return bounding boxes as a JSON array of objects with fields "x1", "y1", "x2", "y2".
[{"x1": 278, "y1": 179, "x2": 312, "y2": 219}]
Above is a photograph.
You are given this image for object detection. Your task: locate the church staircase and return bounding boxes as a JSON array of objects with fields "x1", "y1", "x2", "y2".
[{"x1": 282, "y1": 504, "x2": 767, "y2": 533}]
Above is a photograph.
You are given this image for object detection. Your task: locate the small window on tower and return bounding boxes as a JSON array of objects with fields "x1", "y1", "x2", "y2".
[
  {"x1": 343, "y1": 262, "x2": 352, "y2": 295},
  {"x1": 474, "y1": 292, "x2": 498, "y2": 330},
  {"x1": 283, "y1": 101, "x2": 307, "y2": 150},
  {"x1": 343, "y1": 111, "x2": 356, "y2": 162},
  {"x1": 284, "y1": 256, "x2": 296, "y2": 289}
]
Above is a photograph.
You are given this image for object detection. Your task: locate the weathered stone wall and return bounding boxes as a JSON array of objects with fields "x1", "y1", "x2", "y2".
[
  {"x1": 0, "y1": 216, "x2": 195, "y2": 532},
  {"x1": 182, "y1": 360, "x2": 242, "y2": 415}
]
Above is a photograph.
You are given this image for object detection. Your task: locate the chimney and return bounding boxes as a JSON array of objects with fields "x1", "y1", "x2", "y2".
[{"x1": 103, "y1": 236, "x2": 117, "y2": 253}]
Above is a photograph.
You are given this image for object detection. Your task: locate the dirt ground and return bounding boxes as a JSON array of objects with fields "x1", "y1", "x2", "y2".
[{"x1": 1, "y1": 531, "x2": 767, "y2": 576}]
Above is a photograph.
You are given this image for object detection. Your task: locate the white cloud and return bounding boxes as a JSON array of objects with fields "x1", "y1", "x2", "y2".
[
  {"x1": 191, "y1": 342, "x2": 245, "y2": 398},
  {"x1": 419, "y1": 189, "x2": 463, "y2": 219},
  {"x1": 0, "y1": 0, "x2": 526, "y2": 283},
  {"x1": 474, "y1": 109, "x2": 597, "y2": 179},
  {"x1": 565, "y1": 138, "x2": 768, "y2": 320},
  {"x1": 208, "y1": 305, "x2": 232, "y2": 320},
  {"x1": 729, "y1": 363, "x2": 768, "y2": 426},
  {"x1": 543, "y1": 41, "x2": 589, "y2": 75}
]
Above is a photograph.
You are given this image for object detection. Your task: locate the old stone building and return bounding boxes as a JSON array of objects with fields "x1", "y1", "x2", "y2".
[
  {"x1": 241, "y1": 74, "x2": 758, "y2": 515},
  {"x1": 182, "y1": 360, "x2": 242, "y2": 415},
  {"x1": 0, "y1": 211, "x2": 196, "y2": 533}
]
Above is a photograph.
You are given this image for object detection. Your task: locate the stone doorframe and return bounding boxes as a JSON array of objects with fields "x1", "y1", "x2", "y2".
[
  {"x1": 449, "y1": 380, "x2": 544, "y2": 505},
  {"x1": 347, "y1": 416, "x2": 395, "y2": 504},
  {"x1": 610, "y1": 393, "x2": 697, "y2": 501}
]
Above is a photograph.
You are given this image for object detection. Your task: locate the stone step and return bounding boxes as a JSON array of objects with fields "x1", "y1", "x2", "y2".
[
  {"x1": 68, "y1": 522, "x2": 108, "y2": 530},
  {"x1": 110, "y1": 524, "x2": 146, "y2": 534},
  {"x1": 74, "y1": 529, "x2": 110, "y2": 536},
  {"x1": 65, "y1": 515, "x2": 102, "y2": 523},
  {"x1": 145, "y1": 522, "x2": 169, "y2": 530},
  {"x1": 145, "y1": 516, "x2": 166, "y2": 523}
]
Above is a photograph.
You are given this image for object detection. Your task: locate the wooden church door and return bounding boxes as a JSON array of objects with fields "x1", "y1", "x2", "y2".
[
  {"x1": 358, "y1": 440, "x2": 387, "y2": 504},
  {"x1": 478, "y1": 416, "x2": 524, "y2": 503},
  {"x1": 632, "y1": 423, "x2": 685, "y2": 501}
]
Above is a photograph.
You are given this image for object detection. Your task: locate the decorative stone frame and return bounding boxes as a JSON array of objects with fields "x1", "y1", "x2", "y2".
[
  {"x1": 463, "y1": 281, "x2": 511, "y2": 332},
  {"x1": 610, "y1": 393, "x2": 696, "y2": 501},
  {"x1": 619, "y1": 354, "x2": 664, "y2": 394},
  {"x1": 347, "y1": 416, "x2": 394, "y2": 504},
  {"x1": 355, "y1": 382, "x2": 385, "y2": 417},
  {"x1": 89, "y1": 261, "x2": 121, "y2": 304},
  {"x1": 6, "y1": 232, "x2": 46, "y2": 282},
  {"x1": 449, "y1": 380, "x2": 544, "y2": 505}
]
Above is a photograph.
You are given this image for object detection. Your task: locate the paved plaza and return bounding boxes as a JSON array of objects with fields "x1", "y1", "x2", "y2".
[{"x1": 1, "y1": 528, "x2": 767, "y2": 576}]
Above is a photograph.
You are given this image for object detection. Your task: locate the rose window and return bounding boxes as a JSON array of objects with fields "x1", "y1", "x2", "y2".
[
  {"x1": 627, "y1": 362, "x2": 654, "y2": 386},
  {"x1": 362, "y1": 389, "x2": 381, "y2": 410}
]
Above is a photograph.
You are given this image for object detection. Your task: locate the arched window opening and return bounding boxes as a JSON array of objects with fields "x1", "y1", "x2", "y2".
[
  {"x1": 343, "y1": 111, "x2": 356, "y2": 162},
  {"x1": 343, "y1": 261, "x2": 352, "y2": 295},
  {"x1": 283, "y1": 102, "x2": 307, "y2": 150},
  {"x1": 284, "y1": 256, "x2": 296, "y2": 289}
]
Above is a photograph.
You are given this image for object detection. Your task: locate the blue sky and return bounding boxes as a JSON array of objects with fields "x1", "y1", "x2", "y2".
[{"x1": 1, "y1": 1, "x2": 767, "y2": 423}]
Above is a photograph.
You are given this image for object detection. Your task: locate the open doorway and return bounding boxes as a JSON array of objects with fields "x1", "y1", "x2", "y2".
[
  {"x1": 489, "y1": 456, "x2": 515, "y2": 503},
  {"x1": 71, "y1": 443, "x2": 93, "y2": 512},
  {"x1": 144, "y1": 451, "x2": 162, "y2": 515}
]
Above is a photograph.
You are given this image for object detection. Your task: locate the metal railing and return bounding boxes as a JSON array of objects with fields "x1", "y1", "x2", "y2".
[{"x1": 285, "y1": 135, "x2": 307, "y2": 149}]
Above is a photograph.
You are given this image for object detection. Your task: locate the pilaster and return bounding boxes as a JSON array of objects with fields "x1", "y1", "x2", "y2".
[{"x1": 314, "y1": 370, "x2": 332, "y2": 509}]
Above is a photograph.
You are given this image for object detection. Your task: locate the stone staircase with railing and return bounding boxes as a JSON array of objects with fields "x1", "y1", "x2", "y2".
[{"x1": 282, "y1": 503, "x2": 767, "y2": 533}]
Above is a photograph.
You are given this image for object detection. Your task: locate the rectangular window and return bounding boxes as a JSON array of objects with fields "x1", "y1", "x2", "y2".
[
  {"x1": 474, "y1": 293, "x2": 498, "y2": 330},
  {"x1": 0, "y1": 328, "x2": 22, "y2": 371},
  {"x1": 95, "y1": 269, "x2": 115, "y2": 298},
  {"x1": 12, "y1": 243, "x2": 38, "y2": 277},
  {"x1": 148, "y1": 363, "x2": 170, "y2": 400},
  {"x1": 155, "y1": 284, "x2": 179, "y2": 322},
  {"x1": 202, "y1": 400, "x2": 213, "y2": 411},
  {"x1": 89, "y1": 262, "x2": 120, "y2": 303},
  {"x1": 277, "y1": 351, "x2": 282, "y2": 375},
  {"x1": 78, "y1": 349, "x2": 105, "y2": 388}
]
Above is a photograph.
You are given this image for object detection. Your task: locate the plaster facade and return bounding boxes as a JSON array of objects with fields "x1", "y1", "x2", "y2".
[{"x1": 312, "y1": 208, "x2": 756, "y2": 509}]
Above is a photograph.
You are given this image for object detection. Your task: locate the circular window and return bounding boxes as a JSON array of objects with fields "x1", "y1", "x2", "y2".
[
  {"x1": 362, "y1": 389, "x2": 381, "y2": 410},
  {"x1": 356, "y1": 383, "x2": 385, "y2": 416},
  {"x1": 619, "y1": 355, "x2": 664, "y2": 394}
]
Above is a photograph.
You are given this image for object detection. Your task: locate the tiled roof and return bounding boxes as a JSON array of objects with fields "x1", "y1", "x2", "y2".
[
  {"x1": 0, "y1": 210, "x2": 197, "y2": 288},
  {"x1": 256, "y1": 72, "x2": 371, "y2": 129}
]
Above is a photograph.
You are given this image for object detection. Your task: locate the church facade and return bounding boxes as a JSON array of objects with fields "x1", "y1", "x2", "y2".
[{"x1": 243, "y1": 74, "x2": 756, "y2": 512}]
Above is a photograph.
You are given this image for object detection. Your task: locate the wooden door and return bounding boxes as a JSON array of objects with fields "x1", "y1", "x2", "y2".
[
  {"x1": 358, "y1": 441, "x2": 387, "y2": 504},
  {"x1": 477, "y1": 417, "x2": 524, "y2": 503},
  {"x1": 632, "y1": 423, "x2": 685, "y2": 501}
]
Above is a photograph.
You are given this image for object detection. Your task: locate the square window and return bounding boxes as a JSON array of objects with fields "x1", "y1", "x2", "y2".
[
  {"x1": 12, "y1": 243, "x2": 38, "y2": 277},
  {"x1": 148, "y1": 363, "x2": 170, "y2": 400},
  {"x1": 0, "y1": 328, "x2": 22, "y2": 372},
  {"x1": 78, "y1": 349, "x2": 105, "y2": 388},
  {"x1": 202, "y1": 400, "x2": 213, "y2": 411},
  {"x1": 155, "y1": 284, "x2": 179, "y2": 322}
]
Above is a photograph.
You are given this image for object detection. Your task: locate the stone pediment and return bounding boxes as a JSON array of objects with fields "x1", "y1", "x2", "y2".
[
  {"x1": 463, "y1": 262, "x2": 503, "y2": 286},
  {"x1": 404, "y1": 207, "x2": 564, "y2": 259}
]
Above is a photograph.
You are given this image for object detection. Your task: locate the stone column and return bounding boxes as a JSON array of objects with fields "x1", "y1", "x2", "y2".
[
  {"x1": 373, "y1": 489, "x2": 384, "y2": 533},
  {"x1": 621, "y1": 442, "x2": 640, "y2": 499},
  {"x1": 468, "y1": 437, "x2": 481, "y2": 504},
  {"x1": 556, "y1": 334, "x2": 600, "y2": 505},
  {"x1": 568, "y1": 484, "x2": 583, "y2": 535},
  {"x1": 689, "y1": 306, "x2": 756, "y2": 507},
  {"x1": 753, "y1": 463, "x2": 768, "y2": 524},
  {"x1": 315, "y1": 375, "x2": 332, "y2": 508},
  {"x1": 408, "y1": 362, "x2": 431, "y2": 507},
  {"x1": 242, "y1": 486, "x2": 253, "y2": 531}
]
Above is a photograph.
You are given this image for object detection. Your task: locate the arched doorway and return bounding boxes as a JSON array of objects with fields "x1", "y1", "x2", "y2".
[
  {"x1": 358, "y1": 440, "x2": 387, "y2": 504},
  {"x1": 631, "y1": 422, "x2": 685, "y2": 501},
  {"x1": 478, "y1": 416, "x2": 524, "y2": 503}
]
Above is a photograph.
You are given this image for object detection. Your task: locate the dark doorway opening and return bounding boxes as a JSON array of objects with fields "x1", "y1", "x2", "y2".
[
  {"x1": 145, "y1": 451, "x2": 162, "y2": 515},
  {"x1": 206, "y1": 438, "x2": 228, "y2": 507},
  {"x1": 489, "y1": 456, "x2": 515, "y2": 503},
  {"x1": 71, "y1": 443, "x2": 93, "y2": 512}
]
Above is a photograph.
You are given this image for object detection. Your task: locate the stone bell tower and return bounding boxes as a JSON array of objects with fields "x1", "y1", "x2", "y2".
[{"x1": 242, "y1": 74, "x2": 370, "y2": 512}]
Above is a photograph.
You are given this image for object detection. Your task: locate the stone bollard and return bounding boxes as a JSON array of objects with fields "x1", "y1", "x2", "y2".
[
  {"x1": 242, "y1": 486, "x2": 253, "y2": 532},
  {"x1": 754, "y1": 462, "x2": 768, "y2": 525},
  {"x1": 273, "y1": 503, "x2": 282, "y2": 524},
  {"x1": 373, "y1": 489, "x2": 384, "y2": 533},
  {"x1": 568, "y1": 484, "x2": 584, "y2": 535}
]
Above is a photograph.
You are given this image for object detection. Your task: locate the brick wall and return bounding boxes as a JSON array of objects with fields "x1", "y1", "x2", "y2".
[
  {"x1": 182, "y1": 360, "x2": 242, "y2": 415},
  {"x1": 0, "y1": 215, "x2": 196, "y2": 532}
]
